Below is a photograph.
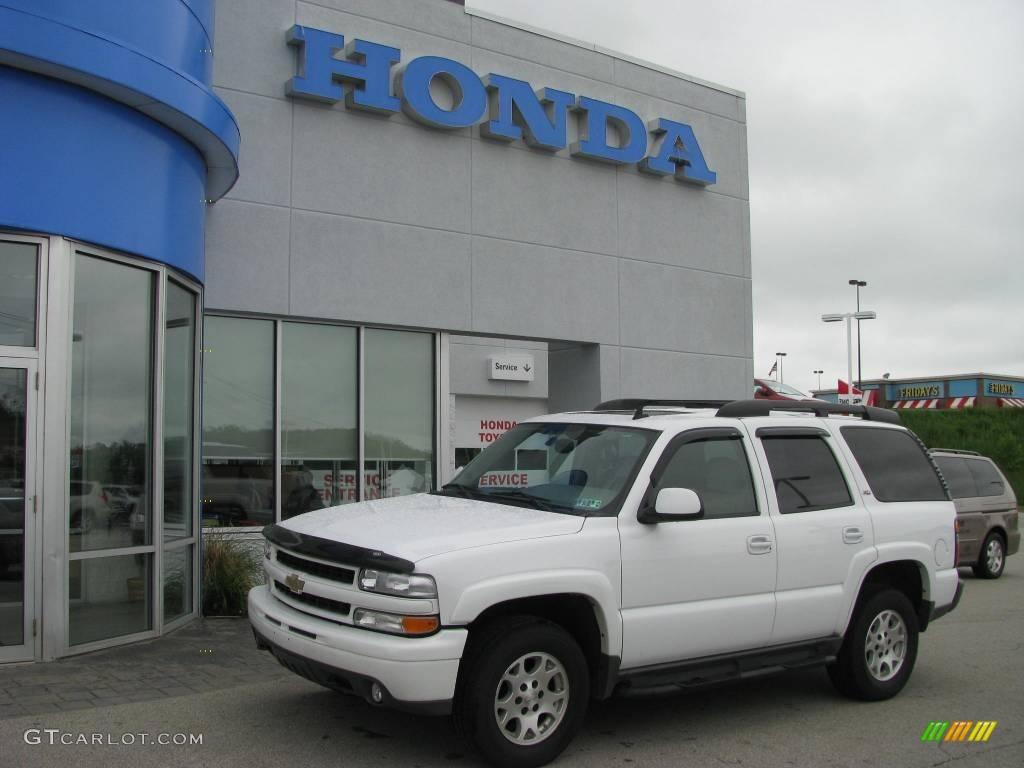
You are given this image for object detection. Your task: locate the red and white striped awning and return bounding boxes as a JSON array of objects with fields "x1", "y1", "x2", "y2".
[
  {"x1": 892, "y1": 399, "x2": 940, "y2": 409},
  {"x1": 947, "y1": 397, "x2": 976, "y2": 409},
  {"x1": 999, "y1": 398, "x2": 1024, "y2": 408}
]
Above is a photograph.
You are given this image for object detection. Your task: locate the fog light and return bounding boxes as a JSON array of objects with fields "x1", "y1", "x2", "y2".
[{"x1": 371, "y1": 683, "x2": 384, "y2": 703}]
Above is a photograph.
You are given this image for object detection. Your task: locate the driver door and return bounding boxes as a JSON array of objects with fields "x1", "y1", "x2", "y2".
[{"x1": 618, "y1": 427, "x2": 777, "y2": 668}]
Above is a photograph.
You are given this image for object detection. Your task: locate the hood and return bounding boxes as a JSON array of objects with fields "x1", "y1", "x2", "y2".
[{"x1": 278, "y1": 493, "x2": 585, "y2": 563}]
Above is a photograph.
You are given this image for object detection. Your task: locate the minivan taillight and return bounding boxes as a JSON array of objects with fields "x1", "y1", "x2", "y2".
[{"x1": 954, "y1": 519, "x2": 961, "y2": 566}]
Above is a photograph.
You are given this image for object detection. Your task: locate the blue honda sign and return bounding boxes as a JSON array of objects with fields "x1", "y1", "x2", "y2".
[{"x1": 286, "y1": 25, "x2": 717, "y2": 187}]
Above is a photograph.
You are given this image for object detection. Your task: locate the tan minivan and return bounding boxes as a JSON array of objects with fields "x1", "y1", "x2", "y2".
[{"x1": 931, "y1": 449, "x2": 1020, "y2": 579}]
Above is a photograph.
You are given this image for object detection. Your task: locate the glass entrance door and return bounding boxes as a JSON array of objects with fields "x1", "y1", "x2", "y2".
[{"x1": 0, "y1": 360, "x2": 35, "y2": 661}]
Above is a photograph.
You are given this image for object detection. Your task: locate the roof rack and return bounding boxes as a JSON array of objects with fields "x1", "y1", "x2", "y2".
[
  {"x1": 927, "y1": 447, "x2": 980, "y2": 456},
  {"x1": 715, "y1": 399, "x2": 902, "y2": 425},
  {"x1": 593, "y1": 398, "x2": 731, "y2": 421}
]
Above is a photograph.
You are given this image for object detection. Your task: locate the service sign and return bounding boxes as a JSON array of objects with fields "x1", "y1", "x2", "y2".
[
  {"x1": 488, "y1": 355, "x2": 535, "y2": 382},
  {"x1": 286, "y1": 26, "x2": 717, "y2": 186}
]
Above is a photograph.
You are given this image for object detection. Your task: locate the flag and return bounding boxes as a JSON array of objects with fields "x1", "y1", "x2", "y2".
[
  {"x1": 767, "y1": 361, "x2": 778, "y2": 377},
  {"x1": 838, "y1": 380, "x2": 876, "y2": 406}
]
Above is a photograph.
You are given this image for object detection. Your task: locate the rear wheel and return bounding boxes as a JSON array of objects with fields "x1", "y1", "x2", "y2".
[
  {"x1": 828, "y1": 588, "x2": 918, "y2": 701},
  {"x1": 972, "y1": 533, "x2": 1006, "y2": 579},
  {"x1": 454, "y1": 617, "x2": 589, "y2": 768}
]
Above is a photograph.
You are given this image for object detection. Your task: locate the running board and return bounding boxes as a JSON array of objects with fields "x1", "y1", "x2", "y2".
[{"x1": 615, "y1": 637, "x2": 843, "y2": 694}]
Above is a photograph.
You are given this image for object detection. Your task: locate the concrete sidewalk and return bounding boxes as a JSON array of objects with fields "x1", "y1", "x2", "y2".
[{"x1": 0, "y1": 618, "x2": 289, "y2": 720}]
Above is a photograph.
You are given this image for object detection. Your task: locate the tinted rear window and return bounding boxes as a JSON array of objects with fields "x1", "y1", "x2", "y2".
[
  {"x1": 964, "y1": 458, "x2": 1006, "y2": 498},
  {"x1": 933, "y1": 456, "x2": 978, "y2": 499},
  {"x1": 840, "y1": 427, "x2": 947, "y2": 502},
  {"x1": 761, "y1": 436, "x2": 852, "y2": 514}
]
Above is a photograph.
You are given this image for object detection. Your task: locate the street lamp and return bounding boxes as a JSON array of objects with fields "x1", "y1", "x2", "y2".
[
  {"x1": 822, "y1": 311, "x2": 876, "y2": 403},
  {"x1": 813, "y1": 369, "x2": 824, "y2": 391},
  {"x1": 849, "y1": 279, "x2": 867, "y2": 387},
  {"x1": 775, "y1": 352, "x2": 787, "y2": 383}
]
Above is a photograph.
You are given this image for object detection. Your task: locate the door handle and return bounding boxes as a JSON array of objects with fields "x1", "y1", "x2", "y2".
[
  {"x1": 747, "y1": 534, "x2": 773, "y2": 555},
  {"x1": 843, "y1": 526, "x2": 864, "y2": 544}
]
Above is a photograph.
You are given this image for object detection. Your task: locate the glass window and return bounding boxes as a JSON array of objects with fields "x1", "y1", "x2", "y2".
[
  {"x1": 69, "y1": 553, "x2": 152, "y2": 646},
  {"x1": 70, "y1": 254, "x2": 154, "y2": 552},
  {"x1": 840, "y1": 427, "x2": 947, "y2": 502},
  {"x1": 449, "y1": 422, "x2": 656, "y2": 515},
  {"x1": 202, "y1": 317, "x2": 275, "y2": 527},
  {"x1": 162, "y1": 545, "x2": 193, "y2": 623},
  {"x1": 762, "y1": 436, "x2": 852, "y2": 514},
  {"x1": 0, "y1": 241, "x2": 38, "y2": 347},
  {"x1": 933, "y1": 456, "x2": 978, "y2": 499},
  {"x1": 965, "y1": 458, "x2": 1006, "y2": 498},
  {"x1": 281, "y1": 322, "x2": 357, "y2": 517},
  {"x1": 164, "y1": 283, "x2": 196, "y2": 539},
  {"x1": 654, "y1": 436, "x2": 758, "y2": 519},
  {"x1": 365, "y1": 330, "x2": 434, "y2": 499},
  {"x1": 0, "y1": 367, "x2": 28, "y2": 646}
]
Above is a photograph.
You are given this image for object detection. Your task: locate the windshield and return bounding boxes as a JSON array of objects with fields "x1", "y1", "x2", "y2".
[{"x1": 439, "y1": 422, "x2": 657, "y2": 516}]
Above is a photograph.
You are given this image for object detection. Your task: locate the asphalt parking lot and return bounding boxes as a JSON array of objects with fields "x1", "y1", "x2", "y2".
[{"x1": 2, "y1": 560, "x2": 1022, "y2": 768}]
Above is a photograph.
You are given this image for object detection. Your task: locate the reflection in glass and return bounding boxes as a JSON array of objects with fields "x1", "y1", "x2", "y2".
[
  {"x1": 69, "y1": 254, "x2": 153, "y2": 552},
  {"x1": 202, "y1": 317, "x2": 275, "y2": 526},
  {"x1": 0, "y1": 241, "x2": 38, "y2": 347},
  {"x1": 365, "y1": 330, "x2": 434, "y2": 499},
  {"x1": 281, "y1": 322, "x2": 357, "y2": 518},
  {"x1": 0, "y1": 368, "x2": 27, "y2": 646},
  {"x1": 69, "y1": 553, "x2": 152, "y2": 646},
  {"x1": 163, "y1": 545, "x2": 193, "y2": 623},
  {"x1": 164, "y1": 284, "x2": 196, "y2": 539}
]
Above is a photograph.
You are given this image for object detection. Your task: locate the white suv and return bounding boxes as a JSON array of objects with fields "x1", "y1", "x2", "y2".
[{"x1": 249, "y1": 399, "x2": 962, "y2": 768}]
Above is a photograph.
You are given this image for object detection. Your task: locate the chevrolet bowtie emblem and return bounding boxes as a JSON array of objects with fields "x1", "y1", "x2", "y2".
[{"x1": 284, "y1": 573, "x2": 305, "y2": 594}]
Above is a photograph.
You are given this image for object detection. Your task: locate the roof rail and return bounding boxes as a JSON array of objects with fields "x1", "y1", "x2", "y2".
[
  {"x1": 927, "y1": 447, "x2": 981, "y2": 456},
  {"x1": 715, "y1": 399, "x2": 902, "y2": 425},
  {"x1": 593, "y1": 398, "x2": 731, "y2": 421}
]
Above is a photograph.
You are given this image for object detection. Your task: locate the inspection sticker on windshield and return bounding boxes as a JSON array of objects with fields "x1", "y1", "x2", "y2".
[{"x1": 575, "y1": 498, "x2": 603, "y2": 510}]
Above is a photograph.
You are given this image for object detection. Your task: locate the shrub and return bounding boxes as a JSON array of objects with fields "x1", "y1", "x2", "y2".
[
  {"x1": 202, "y1": 535, "x2": 262, "y2": 616},
  {"x1": 898, "y1": 409, "x2": 1024, "y2": 500}
]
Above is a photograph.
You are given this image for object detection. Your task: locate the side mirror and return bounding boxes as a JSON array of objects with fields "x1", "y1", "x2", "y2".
[
  {"x1": 638, "y1": 488, "x2": 704, "y2": 524},
  {"x1": 756, "y1": 387, "x2": 772, "y2": 398}
]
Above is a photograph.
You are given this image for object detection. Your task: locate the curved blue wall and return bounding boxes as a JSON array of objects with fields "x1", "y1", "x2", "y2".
[{"x1": 0, "y1": 0, "x2": 240, "y2": 282}]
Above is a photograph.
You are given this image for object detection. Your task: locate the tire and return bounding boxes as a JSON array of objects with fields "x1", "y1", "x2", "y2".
[
  {"x1": 454, "y1": 617, "x2": 589, "y2": 768},
  {"x1": 972, "y1": 533, "x2": 1006, "y2": 579},
  {"x1": 827, "y1": 588, "x2": 919, "y2": 701}
]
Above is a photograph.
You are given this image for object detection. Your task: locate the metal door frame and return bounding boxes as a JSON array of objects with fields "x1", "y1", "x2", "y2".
[{"x1": 0, "y1": 357, "x2": 38, "y2": 662}]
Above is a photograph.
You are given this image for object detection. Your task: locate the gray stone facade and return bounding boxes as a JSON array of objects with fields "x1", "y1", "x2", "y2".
[{"x1": 206, "y1": 0, "x2": 753, "y2": 407}]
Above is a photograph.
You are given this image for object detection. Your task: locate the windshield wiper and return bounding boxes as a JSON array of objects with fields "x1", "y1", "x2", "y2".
[
  {"x1": 478, "y1": 489, "x2": 567, "y2": 513},
  {"x1": 437, "y1": 482, "x2": 479, "y2": 498}
]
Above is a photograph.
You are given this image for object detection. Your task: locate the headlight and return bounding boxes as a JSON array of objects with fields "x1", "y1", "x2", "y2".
[
  {"x1": 263, "y1": 540, "x2": 272, "y2": 560},
  {"x1": 352, "y1": 608, "x2": 439, "y2": 636},
  {"x1": 358, "y1": 569, "x2": 437, "y2": 598}
]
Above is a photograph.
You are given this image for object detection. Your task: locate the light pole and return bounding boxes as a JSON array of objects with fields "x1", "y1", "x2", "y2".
[
  {"x1": 775, "y1": 352, "x2": 787, "y2": 383},
  {"x1": 813, "y1": 369, "x2": 824, "y2": 391},
  {"x1": 822, "y1": 311, "x2": 876, "y2": 403},
  {"x1": 849, "y1": 279, "x2": 867, "y2": 387}
]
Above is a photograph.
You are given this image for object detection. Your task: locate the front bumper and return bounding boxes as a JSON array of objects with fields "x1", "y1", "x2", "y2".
[{"x1": 248, "y1": 585, "x2": 467, "y2": 715}]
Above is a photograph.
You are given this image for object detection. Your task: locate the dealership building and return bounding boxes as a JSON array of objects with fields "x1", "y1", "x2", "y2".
[{"x1": 0, "y1": 0, "x2": 752, "y2": 660}]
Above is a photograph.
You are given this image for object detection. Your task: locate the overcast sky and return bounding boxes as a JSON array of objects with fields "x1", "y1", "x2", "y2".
[{"x1": 472, "y1": 0, "x2": 1024, "y2": 394}]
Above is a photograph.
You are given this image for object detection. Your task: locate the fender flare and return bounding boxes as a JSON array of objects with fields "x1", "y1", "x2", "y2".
[{"x1": 447, "y1": 569, "x2": 621, "y2": 656}]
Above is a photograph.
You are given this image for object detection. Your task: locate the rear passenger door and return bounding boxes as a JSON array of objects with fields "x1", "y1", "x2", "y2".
[{"x1": 748, "y1": 423, "x2": 875, "y2": 644}]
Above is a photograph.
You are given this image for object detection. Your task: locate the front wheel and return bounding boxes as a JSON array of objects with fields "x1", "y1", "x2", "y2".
[
  {"x1": 454, "y1": 617, "x2": 589, "y2": 768},
  {"x1": 827, "y1": 588, "x2": 919, "y2": 701},
  {"x1": 972, "y1": 533, "x2": 1006, "y2": 579}
]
